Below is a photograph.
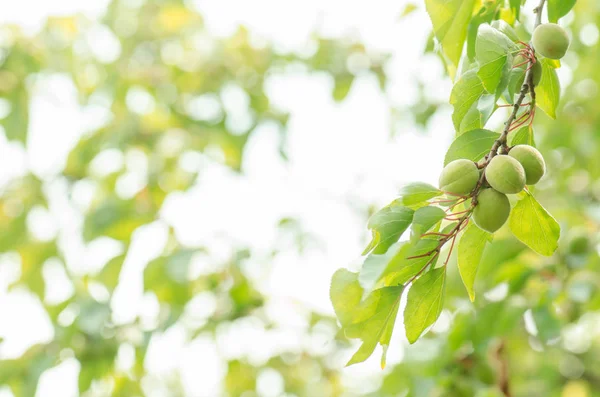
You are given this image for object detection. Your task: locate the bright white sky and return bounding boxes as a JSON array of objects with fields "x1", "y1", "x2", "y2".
[{"x1": 0, "y1": 0, "x2": 470, "y2": 396}]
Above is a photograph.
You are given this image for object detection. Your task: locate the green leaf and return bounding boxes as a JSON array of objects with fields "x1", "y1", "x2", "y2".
[
  {"x1": 411, "y1": 206, "x2": 446, "y2": 241},
  {"x1": 457, "y1": 223, "x2": 492, "y2": 301},
  {"x1": 398, "y1": 182, "x2": 443, "y2": 207},
  {"x1": 466, "y1": 5, "x2": 496, "y2": 61},
  {"x1": 425, "y1": 0, "x2": 477, "y2": 79},
  {"x1": 509, "y1": 0, "x2": 521, "y2": 20},
  {"x1": 536, "y1": 58, "x2": 561, "y2": 119},
  {"x1": 384, "y1": 239, "x2": 441, "y2": 286},
  {"x1": 444, "y1": 129, "x2": 499, "y2": 165},
  {"x1": 404, "y1": 267, "x2": 446, "y2": 343},
  {"x1": 459, "y1": 94, "x2": 496, "y2": 134},
  {"x1": 491, "y1": 20, "x2": 520, "y2": 43},
  {"x1": 360, "y1": 243, "x2": 404, "y2": 295},
  {"x1": 451, "y1": 70, "x2": 485, "y2": 130},
  {"x1": 509, "y1": 192, "x2": 560, "y2": 256},
  {"x1": 363, "y1": 204, "x2": 414, "y2": 255},
  {"x1": 509, "y1": 125, "x2": 536, "y2": 147},
  {"x1": 531, "y1": 306, "x2": 561, "y2": 342},
  {"x1": 330, "y1": 269, "x2": 365, "y2": 326},
  {"x1": 475, "y1": 24, "x2": 516, "y2": 94},
  {"x1": 548, "y1": 0, "x2": 576, "y2": 23},
  {"x1": 330, "y1": 269, "x2": 403, "y2": 366}
]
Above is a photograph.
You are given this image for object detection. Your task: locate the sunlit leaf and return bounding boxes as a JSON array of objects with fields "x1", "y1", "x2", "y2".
[
  {"x1": 404, "y1": 267, "x2": 446, "y2": 343},
  {"x1": 536, "y1": 58, "x2": 561, "y2": 119},
  {"x1": 444, "y1": 128, "x2": 499, "y2": 165},
  {"x1": 451, "y1": 70, "x2": 485, "y2": 130},
  {"x1": 363, "y1": 204, "x2": 414, "y2": 255},
  {"x1": 425, "y1": 0, "x2": 477, "y2": 79},
  {"x1": 509, "y1": 192, "x2": 560, "y2": 256},
  {"x1": 457, "y1": 223, "x2": 492, "y2": 301},
  {"x1": 330, "y1": 269, "x2": 403, "y2": 366}
]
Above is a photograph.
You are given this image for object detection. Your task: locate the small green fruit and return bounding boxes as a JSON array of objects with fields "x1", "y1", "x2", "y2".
[
  {"x1": 473, "y1": 189, "x2": 511, "y2": 233},
  {"x1": 508, "y1": 145, "x2": 546, "y2": 185},
  {"x1": 439, "y1": 159, "x2": 479, "y2": 195},
  {"x1": 485, "y1": 155, "x2": 526, "y2": 194},
  {"x1": 532, "y1": 23, "x2": 570, "y2": 60}
]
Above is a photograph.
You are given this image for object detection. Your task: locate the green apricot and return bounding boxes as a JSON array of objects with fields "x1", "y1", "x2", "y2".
[
  {"x1": 532, "y1": 23, "x2": 570, "y2": 60},
  {"x1": 473, "y1": 189, "x2": 511, "y2": 233},
  {"x1": 439, "y1": 159, "x2": 479, "y2": 195},
  {"x1": 508, "y1": 145, "x2": 546, "y2": 185},
  {"x1": 485, "y1": 155, "x2": 526, "y2": 194}
]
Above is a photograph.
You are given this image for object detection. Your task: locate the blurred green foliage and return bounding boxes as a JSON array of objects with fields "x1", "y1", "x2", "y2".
[{"x1": 1, "y1": 0, "x2": 600, "y2": 396}]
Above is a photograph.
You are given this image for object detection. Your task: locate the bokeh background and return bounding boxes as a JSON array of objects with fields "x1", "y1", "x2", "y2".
[{"x1": 1, "y1": 0, "x2": 600, "y2": 396}]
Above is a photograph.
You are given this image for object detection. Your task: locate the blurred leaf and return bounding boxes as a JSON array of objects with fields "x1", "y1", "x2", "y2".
[
  {"x1": 531, "y1": 305, "x2": 561, "y2": 342},
  {"x1": 548, "y1": 0, "x2": 576, "y2": 22}
]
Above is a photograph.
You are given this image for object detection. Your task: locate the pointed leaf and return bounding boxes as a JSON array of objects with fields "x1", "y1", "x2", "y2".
[
  {"x1": 548, "y1": 0, "x2": 576, "y2": 23},
  {"x1": 330, "y1": 270, "x2": 403, "y2": 366},
  {"x1": 398, "y1": 183, "x2": 443, "y2": 207},
  {"x1": 451, "y1": 70, "x2": 485, "y2": 130},
  {"x1": 536, "y1": 58, "x2": 560, "y2": 119},
  {"x1": 509, "y1": 192, "x2": 560, "y2": 256},
  {"x1": 360, "y1": 243, "x2": 405, "y2": 295},
  {"x1": 475, "y1": 24, "x2": 516, "y2": 93},
  {"x1": 363, "y1": 204, "x2": 414, "y2": 255},
  {"x1": 444, "y1": 129, "x2": 499, "y2": 165},
  {"x1": 425, "y1": 0, "x2": 477, "y2": 79},
  {"x1": 509, "y1": 125, "x2": 536, "y2": 147},
  {"x1": 458, "y1": 223, "x2": 492, "y2": 301},
  {"x1": 404, "y1": 267, "x2": 446, "y2": 343},
  {"x1": 384, "y1": 239, "x2": 441, "y2": 287},
  {"x1": 411, "y1": 206, "x2": 446, "y2": 241},
  {"x1": 330, "y1": 269, "x2": 364, "y2": 326}
]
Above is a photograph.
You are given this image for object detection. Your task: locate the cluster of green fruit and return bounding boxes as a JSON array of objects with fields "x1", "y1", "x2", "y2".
[
  {"x1": 439, "y1": 145, "x2": 546, "y2": 233},
  {"x1": 509, "y1": 23, "x2": 570, "y2": 92}
]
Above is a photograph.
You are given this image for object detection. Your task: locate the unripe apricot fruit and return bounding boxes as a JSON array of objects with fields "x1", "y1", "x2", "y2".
[
  {"x1": 532, "y1": 23, "x2": 570, "y2": 60},
  {"x1": 508, "y1": 145, "x2": 546, "y2": 185},
  {"x1": 439, "y1": 159, "x2": 479, "y2": 195},
  {"x1": 485, "y1": 155, "x2": 526, "y2": 194},
  {"x1": 473, "y1": 189, "x2": 511, "y2": 233}
]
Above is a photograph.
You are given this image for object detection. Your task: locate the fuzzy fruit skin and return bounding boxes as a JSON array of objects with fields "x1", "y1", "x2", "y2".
[
  {"x1": 508, "y1": 145, "x2": 546, "y2": 185},
  {"x1": 485, "y1": 155, "x2": 526, "y2": 194},
  {"x1": 439, "y1": 159, "x2": 479, "y2": 195},
  {"x1": 473, "y1": 189, "x2": 511, "y2": 233},
  {"x1": 532, "y1": 23, "x2": 570, "y2": 60}
]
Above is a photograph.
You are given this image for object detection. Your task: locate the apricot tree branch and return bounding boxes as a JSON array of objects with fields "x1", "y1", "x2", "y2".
[{"x1": 472, "y1": 0, "x2": 546, "y2": 206}]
